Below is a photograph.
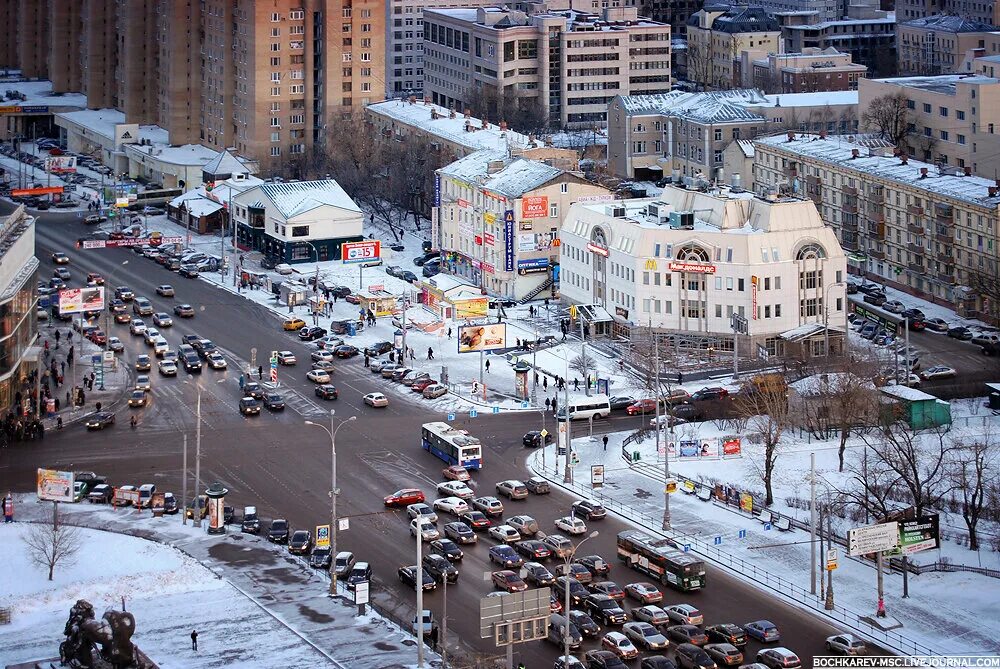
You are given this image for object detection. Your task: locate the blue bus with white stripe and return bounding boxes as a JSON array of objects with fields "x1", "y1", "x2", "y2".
[{"x1": 421, "y1": 421, "x2": 482, "y2": 470}]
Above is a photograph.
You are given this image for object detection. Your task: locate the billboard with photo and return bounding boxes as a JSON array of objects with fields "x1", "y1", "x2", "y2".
[
  {"x1": 45, "y1": 156, "x2": 77, "y2": 173},
  {"x1": 37, "y1": 468, "x2": 75, "y2": 503},
  {"x1": 58, "y1": 286, "x2": 105, "y2": 314},
  {"x1": 458, "y1": 323, "x2": 507, "y2": 353}
]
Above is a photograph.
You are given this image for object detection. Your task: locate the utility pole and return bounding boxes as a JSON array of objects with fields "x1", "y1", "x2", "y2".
[
  {"x1": 579, "y1": 318, "x2": 589, "y2": 396},
  {"x1": 825, "y1": 490, "x2": 835, "y2": 610},
  {"x1": 193, "y1": 391, "x2": 202, "y2": 529},
  {"x1": 563, "y1": 356, "x2": 572, "y2": 483},
  {"x1": 441, "y1": 570, "x2": 448, "y2": 669},
  {"x1": 182, "y1": 434, "x2": 188, "y2": 526},
  {"x1": 416, "y1": 520, "x2": 425, "y2": 668},
  {"x1": 810, "y1": 452, "x2": 817, "y2": 595}
]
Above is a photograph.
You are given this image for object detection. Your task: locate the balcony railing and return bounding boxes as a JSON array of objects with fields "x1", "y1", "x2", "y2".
[
  {"x1": 909, "y1": 261, "x2": 925, "y2": 272},
  {"x1": 907, "y1": 223, "x2": 925, "y2": 235}
]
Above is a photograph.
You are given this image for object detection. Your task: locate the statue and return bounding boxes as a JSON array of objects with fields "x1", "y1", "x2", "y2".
[{"x1": 59, "y1": 600, "x2": 157, "y2": 669}]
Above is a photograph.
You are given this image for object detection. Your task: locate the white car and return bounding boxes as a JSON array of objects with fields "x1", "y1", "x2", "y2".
[
  {"x1": 882, "y1": 300, "x2": 906, "y2": 313},
  {"x1": 143, "y1": 327, "x2": 160, "y2": 344},
  {"x1": 437, "y1": 481, "x2": 475, "y2": 499},
  {"x1": 506, "y1": 515, "x2": 539, "y2": 536},
  {"x1": 317, "y1": 335, "x2": 345, "y2": 350},
  {"x1": 129, "y1": 319, "x2": 146, "y2": 335},
  {"x1": 920, "y1": 365, "x2": 957, "y2": 380},
  {"x1": 826, "y1": 633, "x2": 867, "y2": 656},
  {"x1": 432, "y1": 496, "x2": 470, "y2": 515},
  {"x1": 623, "y1": 622, "x2": 670, "y2": 651},
  {"x1": 152, "y1": 312, "x2": 173, "y2": 327},
  {"x1": 311, "y1": 350, "x2": 334, "y2": 363},
  {"x1": 488, "y1": 524, "x2": 521, "y2": 544},
  {"x1": 135, "y1": 375, "x2": 151, "y2": 391},
  {"x1": 555, "y1": 516, "x2": 587, "y2": 535},
  {"x1": 157, "y1": 360, "x2": 177, "y2": 376},
  {"x1": 364, "y1": 392, "x2": 389, "y2": 407},
  {"x1": 306, "y1": 369, "x2": 331, "y2": 383},
  {"x1": 406, "y1": 503, "x2": 438, "y2": 524},
  {"x1": 206, "y1": 352, "x2": 227, "y2": 369},
  {"x1": 602, "y1": 631, "x2": 639, "y2": 660},
  {"x1": 277, "y1": 351, "x2": 297, "y2": 365},
  {"x1": 665, "y1": 603, "x2": 703, "y2": 626},
  {"x1": 275, "y1": 263, "x2": 294, "y2": 275},
  {"x1": 152, "y1": 337, "x2": 169, "y2": 356},
  {"x1": 409, "y1": 518, "x2": 440, "y2": 541},
  {"x1": 155, "y1": 284, "x2": 175, "y2": 297}
]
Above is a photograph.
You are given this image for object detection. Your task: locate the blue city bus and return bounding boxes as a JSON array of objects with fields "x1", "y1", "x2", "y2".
[{"x1": 421, "y1": 421, "x2": 482, "y2": 469}]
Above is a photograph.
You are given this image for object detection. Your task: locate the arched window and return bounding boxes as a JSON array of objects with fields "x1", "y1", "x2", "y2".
[
  {"x1": 676, "y1": 244, "x2": 710, "y2": 263},
  {"x1": 795, "y1": 243, "x2": 826, "y2": 261}
]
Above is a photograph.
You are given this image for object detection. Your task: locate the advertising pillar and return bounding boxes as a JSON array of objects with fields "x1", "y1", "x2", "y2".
[
  {"x1": 512, "y1": 361, "x2": 530, "y2": 400},
  {"x1": 205, "y1": 482, "x2": 229, "y2": 535}
]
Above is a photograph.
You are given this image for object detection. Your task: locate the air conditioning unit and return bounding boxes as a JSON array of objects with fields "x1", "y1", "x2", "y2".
[
  {"x1": 605, "y1": 204, "x2": 626, "y2": 218},
  {"x1": 647, "y1": 201, "x2": 671, "y2": 224},
  {"x1": 669, "y1": 211, "x2": 694, "y2": 229}
]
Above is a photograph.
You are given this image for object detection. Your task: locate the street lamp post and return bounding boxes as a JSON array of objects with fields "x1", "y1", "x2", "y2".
[
  {"x1": 538, "y1": 529, "x2": 598, "y2": 668},
  {"x1": 305, "y1": 411, "x2": 356, "y2": 595}
]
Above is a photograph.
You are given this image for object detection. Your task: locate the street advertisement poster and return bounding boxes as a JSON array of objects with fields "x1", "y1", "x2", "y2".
[
  {"x1": 678, "y1": 440, "x2": 700, "y2": 458},
  {"x1": 591, "y1": 465, "x2": 605, "y2": 487},
  {"x1": 36, "y1": 468, "x2": 74, "y2": 503},
  {"x1": 557, "y1": 421, "x2": 568, "y2": 456},
  {"x1": 521, "y1": 196, "x2": 548, "y2": 219},
  {"x1": 518, "y1": 232, "x2": 556, "y2": 252},
  {"x1": 453, "y1": 296, "x2": 489, "y2": 319},
  {"x1": 316, "y1": 524, "x2": 331, "y2": 549},
  {"x1": 722, "y1": 437, "x2": 742, "y2": 457},
  {"x1": 45, "y1": 156, "x2": 77, "y2": 173},
  {"x1": 517, "y1": 258, "x2": 549, "y2": 275},
  {"x1": 58, "y1": 286, "x2": 105, "y2": 314},
  {"x1": 207, "y1": 496, "x2": 224, "y2": 532},
  {"x1": 458, "y1": 323, "x2": 507, "y2": 353},
  {"x1": 898, "y1": 514, "x2": 940, "y2": 555},
  {"x1": 150, "y1": 492, "x2": 165, "y2": 514},
  {"x1": 113, "y1": 488, "x2": 140, "y2": 506},
  {"x1": 341, "y1": 240, "x2": 381, "y2": 264},
  {"x1": 739, "y1": 492, "x2": 754, "y2": 514}
]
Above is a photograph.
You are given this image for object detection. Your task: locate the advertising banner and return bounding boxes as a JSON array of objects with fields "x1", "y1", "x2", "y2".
[
  {"x1": 58, "y1": 286, "x2": 105, "y2": 314},
  {"x1": 591, "y1": 465, "x2": 605, "y2": 487},
  {"x1": 458, "y1": 324, "x2": 507, "y2": 353},
  {"x1": 434, "y1": 174, "x2": 441, "y2": 208},
  {"x1": 341, "y1": 240, "x2": 381, "y2": 264},
  {"x1": 11, "y1": 186, "x2": 64, "y2": 197},
  {"x1": 521, "y1": 196, "x2": 548, "y2": 219},
  {"x1": 453, "y1": 296, "x2": 488, "y2": 319},
  {"x1": 45, "y1": 156, "x2": 77, "y2": 173},
  {"x1": 681, "y1": 479, "x2": 697, "y2": 494},
  {"x1": 517, "y1": 258, "x2": 549, "y2": 275},
  {"x1": 678, "y1": 440, "x2": 700, "y2": 458},
  {"x1": 503, "y1": 211, "x2": 515, "y2": 272},
  {"x1": 668, "y1": 261, "x2": 717, "y2": 274},
  {"x1": 36, "y1": 468, "x2": 74, "y2": 503},
  {"x1": 207, "y1": 496, "x2": 224, "y2": 532},
  {"x1": 150, "y1": 492, "x2": 165, "y2": 514},
  {"x1": 113, "y1": 488, "x2": 140, "y2": 506},
  {"x1": 899, "y1": 514, "x2": 940, "y2": 555},
  {"x1": 483, "y1": 212, "x2": 497, "y2": 225},
  {"x1": 316, "y1": 524, "x2": 331, "y2": 549},
  {"x1": 81, "y1": 236, "x2": 183, "y2": 249},
  {"x1": 739, "y1": 492, "x2": 754, "y2": 514},
  {"x1": 484, "y1": 232, "x2": 495, "y2": 246},
  {"x1": 722, "y1": 437, "x2": 742, "y2": 457}
]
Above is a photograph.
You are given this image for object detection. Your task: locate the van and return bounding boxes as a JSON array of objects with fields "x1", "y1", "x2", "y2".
[
  {"x1": 138, "y1": 483, "x2": 156, "y2": 508},
  {"x1": 547, "y1": 614, "x2": 582, "y2": 649},
  {"x1": 346, "y1": 562, "x2": 372, "y2": 590},
  {"x1": 133, "y1": 297, "x2": 153, "y2": 316},
  {"x1": 556, "y1": 394, "x2": 612, "y2": 421}
]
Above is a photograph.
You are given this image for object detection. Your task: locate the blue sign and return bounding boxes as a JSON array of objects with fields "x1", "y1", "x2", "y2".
[
  {"x1": 521, "y1": 401, "x2": 529, "y2": 409},
  {"x1": 764, "y1": 522, "x2": 773, "y2": 531},
  {"x1": 503, "y1": 210, "x2": 515, "y2": 273},
  {"x1": 597, "y1": 378, "x2": 609, "y2": 395},
  {"x1": 516, "y1": 258, "x2": 549, "y2": 275},
  {"x1": 491, "y1": 406, "x2": 500, "y2": 414},
  {"x1": 683, "y1": 544, "x2": 691, "y2": 552},
  {"x1": 447, "y1": 413, "x2": 455, "y2": 421},
  {"x1": 738, "y1": 529, "x2": 747, "y2": 539},
  {"x1": 713, "y1": 536, "x2": 722, "y2": 545},
  {"x1": 469, "y1": 409, "x2": 478, "y2": 418},
  {"x1": 434, "y1": 174, "x2": 441, "y2": 208}
]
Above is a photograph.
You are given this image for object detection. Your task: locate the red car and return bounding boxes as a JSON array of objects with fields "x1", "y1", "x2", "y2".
[
  {"x1": 492, "y1": 569, "x2": 528, "y2": 592},
  {"x1": 87, "y1": 329, "x2": 107, "y2": 346},
  {"x1": 384, "y1": 488, "x2": 425, "y2": 507},
  {"x1": 411, "y1": 377, "x2": 436, "y2": 392},
  {"x1": 626, "y1": 399, "x2": 659, "y2": 415},
  {"x1": 345, "y1": 294, "x2": 361, "y2": 304}
]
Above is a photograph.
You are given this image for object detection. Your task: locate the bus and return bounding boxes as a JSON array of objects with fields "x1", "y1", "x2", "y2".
[
  {"x1": 421, "y1": 422, "x2": 483, "y2": 470},
  {"x1": 616, "y1": 530, "x2": 706, "y2": 592}
]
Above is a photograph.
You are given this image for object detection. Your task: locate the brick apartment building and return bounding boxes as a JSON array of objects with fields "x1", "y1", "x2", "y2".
[{"x1": 750, "y1": 47, "x2": 867, "y2": 92}]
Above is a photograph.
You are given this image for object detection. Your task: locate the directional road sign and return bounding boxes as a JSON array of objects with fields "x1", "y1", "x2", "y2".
[{"x1": 847, "y1": 521, "x2": 899, "y2": 556}]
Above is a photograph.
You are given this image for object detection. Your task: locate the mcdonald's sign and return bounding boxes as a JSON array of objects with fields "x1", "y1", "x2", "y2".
[{"x1": 644, "y1": 259, "x2": 657, "y2": 271}]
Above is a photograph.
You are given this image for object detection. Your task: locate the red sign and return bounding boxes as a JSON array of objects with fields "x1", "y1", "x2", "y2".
[
  {"x1": 342, "y1": 240, "x2": 381, "y2": 263},
  {"x1": 722, "y1": 438, "x2": 742, "y2": 456},
  {"x1": 475, "y1": 235, "x2": 483, "y2": 246},
  {"x1": 367, "y1": 284, "x2": 384, "y2": 292},
  {"x1": 457, "y1": 198, "x2": 470, "y2": 208},
  {"x1": 668, "y1": 261, "x2": 716, "y2": 274},
  {"x1": 521, "y1": 195, "x2": 548, "y2": 219},
  {"x1": 751, "y1": 278, "x2": 758, "y2": 320},
  {"x1": 484, "y1": 232, "x2": 495, "y2": 246},
  {"x1": 586, "y1": 242, "x2": 609, "y2": 257},
  {"x1": 11, "y1": 186, "x2": 64, "y2": 196},
  {"x1": 483, "y1": 263, "x2": 495, "y2": 274}
]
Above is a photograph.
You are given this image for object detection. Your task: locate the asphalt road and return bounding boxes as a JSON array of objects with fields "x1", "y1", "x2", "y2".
[{"x1": 1, "y1": 204, "x2": 894, "y2": 667}]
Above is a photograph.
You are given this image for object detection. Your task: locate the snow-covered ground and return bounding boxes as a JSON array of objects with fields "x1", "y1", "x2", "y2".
[{"x1": 0, "y1": 500, "x2": 437, "y2": 668}]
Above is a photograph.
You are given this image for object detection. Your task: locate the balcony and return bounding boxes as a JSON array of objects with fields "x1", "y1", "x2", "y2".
[
  {"x1": 842, "y1": 218, "x2": 859, "y2": 231},
  {"x1": 908, "y1": 243, "x2": 925, "y2": 255},
  {"x1": 844, "y1": 185, "x2": 858, "y2": 196},
  {"x1": 937, "y1": 249, "x2": 954, "y2": 262},
  {"x1": 909, "y1": 261, "x2": 925, "y2": 272},
  {"x1": 937, "y1": 269, "x2": 954, "y2": 282},
  {"x1": 907, "y1": 223, "x2": 925, "y2": 235},
  {"x1": 869, "y1": 249, "x2": 886, "y2": 260},
  {"x1": 908, "y1": 205, "x2": 925, "y2": 216},
  {"x1": 936, "y1": 230, "x2": 954, "y2": 243}
]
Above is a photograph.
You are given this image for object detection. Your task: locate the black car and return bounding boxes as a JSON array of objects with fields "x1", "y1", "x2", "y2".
[
  {"x1": 523, "y1": 561, "x2": 556, "y2": 587},
  {"x1": 555, "y1": 576, "x2": 591, "y2": 606},
  {"x1": 399, "y1": 270, "x2": 418, "y2": 283},
  {"x1": 84, "y1": 411, "x2": 115, "y2": 430},
  {"x1": 422, "y1": 263, "x2": 441, "y2": 278},
  {"x1": 948, "y1": 326, "x2": 974, "y2": 340},
  {"x1": 334, "y1": 345, "x2": 359, "y2": 358},
  {"x1": 267, "y1": 519, "x2": 290, "y2": 543},
  {"x1": 675, "y1": 643, "x2": 717, "y2": 669},
  {"x1": 263, "y1": 392, "x2": 285, "y2": 411},
  {"x1": 901, "y1": 308, "x2": 925, "y2": 320},
  {"x1": 443, "y1": 521, "x2": 477, "y2": 544},
  {"x1": 585, "y1": 594, "x2": 627, "y2": 625},
  {"x1": 572, "y1": 500, "x2": 607, "y2": 520},
  {"x1": 691, "y1": 387, "x2": 729, "y2": 402},
  {"x1": 413, "y1": 251, "x2": 440, "y2": 266},
  {"x1": 575, "y1": 554, "x2": 611, "y2": 576},
  {"x1": 515, "y1": 539, "x2": 552, "y2": 560},
  {"x1": 523, "y1": 430, "x2": 553, "y2": 448},
  {"x1": 609, "y1": 396, "x2": 636, "y2": 411},
  {"x1": 299, "y1": 326, "x2": 327, "y2": 341},
  {"x1": 422, "y1": 553, "x2": 459, "y2": 583},
  {"x1": 288, "y1": 530, "x2": 312, "y2": 554},
  {"x1": 584, "y1": 650, "x2": 628, "y2": 669},
  {"x1": 346, "y1": 562, "x2": 372, "y2": 589},
  {"x1": 243, "y1": 381, "x2": 264, "y2": 399},
  {"x1": 568, "y1": 610, "x2": 602, "y2": 637},
  {"x1": 642, "y1": 657, "x2": 677, "y2": 669},
  {"x1": 429, "y1": 538, "x2": 464, "y2": 561},
  {"x1": 706, "y1": 624, "x2": 747, "y2": 648},
  {"x1": 241, "y1": 508, "x2": 260, "y2": 533},
  {"x1": 398, "y1": 565, "x2": 437, "y2": 591},
  {"x1": 195, "y1": 340, "x2": 218, "y2": 359},
  {"x1": 309, "y1": 546, "x2": 332, "y2": 569},
  {"x1": 239, "y1": 397, "x2": 261, "y2": 416},
  {"x1": 260, "y1": 256, "x2": 277, "y2": 270},
  {"x1": 365, "y1": 342, "x2": 393, "y2": 357},
  {"x1": 182, "y1": 353, "x2": 202, "y2": 373},
  {"x1": 315, "y1": 384, "x2": 339, "y2": 400}
]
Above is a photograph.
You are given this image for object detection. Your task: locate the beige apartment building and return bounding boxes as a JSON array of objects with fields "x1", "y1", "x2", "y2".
[
  {"x1": 780, "y1": 9, "x2": 896, "y2": 78},
  {"x1": 749, "y1": 47, "x2": 867, "y2": 93},
  {"x1": 422, "y1": 5, "x2": 671, "y2": 129},
  {"x1": 686, "y1": 6, "x2": 782, "y2": 91},
  {"x1": 753, "y1": 132, "x2": 1000, "y2": 317},
  {"x1": 896, "y1": 0, "x2": 1000, "y2": 25},
  {"x1": 2, "y1": 0, "x2": 384, "y2": 174},
  {"x1": 607, "y1": 88, "x2": 859, "y2": 180},
  {"x1": 898, "y1": 15, "x2": 1000, "y2": 77},
  {"x1": 859, "y1": 74, "x2": 1000, "y2": 179}
]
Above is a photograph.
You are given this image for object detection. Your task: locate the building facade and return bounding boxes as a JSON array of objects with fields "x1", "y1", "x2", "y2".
[
  {"x1": 558, "y1": 184, "x2": 847, "y2": 356},
  {"x1": 895, "y1": 0, "x2": 1000, "y2": 25},
  {"x1": 752, "y1": 132, "x2": 1000, "y2": 318},
  {"x1": 0, "y1": 205, "x2": 38, "y2": 415},
  {"x1": 434, "y1": 149, "x2": 610, "y2": 300},
  {"x1": 897, "y1": 15, "x2": 999, "y2": 77},
  {"x1": 750, "y1": 47, "x2": 867, "y2": 92},
  {"x1": 781, "y1": 10, "x2": 897, "y2": 78},
  {"x1": 422, "y1": 6, "x2": 671, "y2": 129},
  {"x1": 686, "y1": 6, "x2": 782, "y2": 91},
  {"x1": 607, "y1": 88, "x2": 859, "y2": 180}
]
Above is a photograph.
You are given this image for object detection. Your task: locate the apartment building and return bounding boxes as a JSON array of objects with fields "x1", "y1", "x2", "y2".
[
  {"x1": 558, "y1": 184, "x2": 847, "y2": 356},
  {"x1": 746, "y1": 0, "x2": 884, "y2": 24},
  {"x1": 3, "y1": 0, "x2": 384, "y2": 174},
  {"x1": 898, "y1": 15, "x2": 999, "y2": 77},
  {"x1": 896, "y1": 0, "x2": 1000, "y2": 25},
  {"x1": 422, "y1": 6, "x2": 671, "y2": 129},
  {"x1": 753, "y1": 132, "x2": 1000, "y2": 317},
  {"x1": 858, "y1": 74, "x2": 1000, "y2": 178},
  {"x1": 686, "y1": 6, "x2": 782, "y2": 91},
  {"x1": 781, "y1": 10, "x2": 897, "y2": 77},
  {"x1": 0, "y1": 205, "x2": 39, "y2": 415},
  {"x1": 749, "y1": 47, "x2": 867, "y2": 92},
  {"x1": 607, "y1": 88, "x2": 859, "y2": 179},
  {"x1": 434, "y1": 149, "x2": 610, "y2": 299},
  {"x1": 637, "y1": 0, "x2": 700, "y2": 38}
]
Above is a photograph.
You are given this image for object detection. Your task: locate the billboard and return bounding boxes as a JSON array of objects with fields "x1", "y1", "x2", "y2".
[
  {"x1": 458, "y1": 323, "x2": 507, "y2": 353},
  {"x1": 341, "y1": 240, "x2": 381, "y2": 264},
  {"x1": 898, "y1": 514, "x2": 940, "y2": 555},
  {"x1": 521, "y1": 196, "x2": 548, "y2": 219},
  {"x1": 669, "y1": 261, "x2": 717, "y2": 274},
  {"x1": 517, "y1": 258, "x2": 549, "y2": 275},
  {"x1": 503, "y1": 210, "x2": 515, "y2": 272},
  {"x1": 81, "y1": 236, "x2": 183, "y2": 249},
  {"x1": 58, "y1": 286, "x2": 105, "y2": 314},
  {"x1": 316, "y1": 524, "x2": 331, "y2": 549},
  {"x1": 37, "y1": 468, "x2": 74, "y2": 502},
  {"x1": 453, "y1": 296, "x2": 489, "y2": 319},
  {"x1": 722, "y1": 437, "x2": 742, "y2": 457},
  {"x1": 45, "y1": 156, "x2": 77, "y2": 173}
]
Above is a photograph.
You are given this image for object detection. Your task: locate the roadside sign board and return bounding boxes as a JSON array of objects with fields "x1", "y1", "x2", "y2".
[
  {"x1": 479, "y1": 588, "x2": 550, "y2": 641},
  {"x1": 315, "y1": 524, "x2": 331, "y2": 548},
  {"x1": 36, "y1": 468, "x2": 74, "y2": 503},
  {"x1": 897, "y1": 514, "x2": 940, "y2": 555},
  {"x1": 826, "y1": 548, "x2": 838, "y2": 571},
  {"x1": 342, "y1": 240, "x2": 381, "y2": 264},
  {"x1": 591, "y1": 465, "x2": 604, "y2": 486},
  {"x1": 354, "y1": 580, "x2": 369, "y2": 605},
  {"x1": 848, "y1": 521, "x2": 900, "y2": 556},
  {"x1": 81, "y1": 236, "x2": 183, "y2": 249}
]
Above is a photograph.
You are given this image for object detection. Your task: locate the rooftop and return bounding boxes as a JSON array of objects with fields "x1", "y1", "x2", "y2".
[
  {"x1": 438, "y1": 149, "x2": 565, "y2": 198},
  {"x1": 256, "y1": 180, "x2": 361, "y2": 219},
  {"x1": 367, "y1": 99, "x2": 532, "y2": 153},
  {"x1": 0, "y1": 80, "x2": 87, "y2": 108},
  {"x1": 754, "y1": 132, "x2": 1000, "y2": 207},
  {"x1": 784, "y1": 13, "x2": 896, "y2": 30},
  {"x1": 428, "y1": 6, "x2": 664, "y2": 30},
  {"x1": 700, "y1": 6, "x2": 781, "y2": 33},
  {"x1": 901, "y1": 14, "x2": 997, "y2": 33},
  {"x1": 871, "y1": 73, "x2": 1000, "y2": 95},
  {"x1": 879, "y1": 384, "x2": 939, "y2": 402},
  {"x1": 616, "y1": 89, "x2": 858, "y2": 121},
  {"x1": 55, "y1": 108, "x2": 169, "y2": 145}
]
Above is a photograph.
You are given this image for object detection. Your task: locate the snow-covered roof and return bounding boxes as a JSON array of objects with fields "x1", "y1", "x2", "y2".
[
  {"x1": 55, "y1": 108, "x2": 169, "y2": 145},
  {"x1": 203, "y1": 149, "x2": 253, "y2": 177},
  {"x1": 257, "y1": 180, "x2": 361, "y2": 219},
  {"x1": 761, "y1": 90, "x2": 859, "y2": 108},
  {"x1": 734, "y1": 139, "x2": 755, "y2": 158},
  {"x1": 176, "y1": 197, "x2": 224, "y2": 217},
  {"x1": 779, "y1": 322, "x2": 828, "y2": 341},
  {"x1": 438, "y1": 149, "x2": 565, "y2": 198},
  {"x1": 423, "y1": 273, "x2": 481, "y2": 294},
  {"x1": 785, "y1": 13, "x2": 896, "y2": 30},
  {"x1": 872, "y1": 73, "x2": 1000, "y2": 95},
  {"x1": 901, "y1": 14, "x2": 996, "y2": 33},
  {"x1": 124, "y1": 141, "x2": 220, "y2": 167},
  {"x1": 616, "y1": 88, "x2": 856, "y2": 121},
  {"x1": 367, "y1": 100, "x2": 532, "y2": 153},
  {"x1": 789, "y1": 372, "x2": 875, "y2": 395},
  {"x1": 754, "y1": 133, "x2": 1000, "y2": 207},
  {"x1": 0, "y1": 80, "x2": 87, "y2": 108},
  {"x1": 880, "y1": 385, "x2": 939, "y2": 402}
]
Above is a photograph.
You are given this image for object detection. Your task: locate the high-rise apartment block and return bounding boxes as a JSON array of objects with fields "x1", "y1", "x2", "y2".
[
  {"x1": 422, "y1": 5, "x2": 670, "y2": 129},
  {"x1": 1, "y1": 0, "x2": 384, "y2": 173}
]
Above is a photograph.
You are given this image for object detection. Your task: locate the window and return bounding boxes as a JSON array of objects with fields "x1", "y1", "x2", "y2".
[
  {"x1": 271, "y1": 71, "x2": 281, "y2": 81},
  {"x1": 292, "y1": 226, "x2": 310, "y2": 237},
  {"x1": 923, "y1": 103, "x2": 931, "y2": 113},
  {"x1": 561, "y1": 183, "x2": 569, "y2": 194},
  {"x1": 714, "y1": 129, "x2": 722, "y2": 141},
  {"x1": 270, "y1": 86, "x2": 281, "y2": 96},
  {"x1": 270, "y1": 146, "x2": 281, "y2": 156},
  {"x1": 271, "y1": 12, "x2": 281, "y2": 22},
  {"x1": 270, "y1": 132, "x2": 280, "y2": 142},
  {"x1": 270, "y1": 57, "x2": 280, "y2": 66},
  {"x1": 549, "y1": 203, "x2": 559, "y2": 218},
  {"x1": 738, "y1": 278, "x2": 745, "y2": 291},
  {"x1": 271, "y1": 27, "x2": 280, "y2": 37},
  {"x1": 289, "y1": 9, "x2": 304, "y2": 20},
  {"x1": 940, "y1": 107, "x2": 948, "y2": 117},
  {"x1": 270, "y1": 117, "x2": 280, "y2": 127}
]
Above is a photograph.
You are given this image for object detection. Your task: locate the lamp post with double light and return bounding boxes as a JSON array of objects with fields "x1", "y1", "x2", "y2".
[{"x1": 537, "y1": 529, "x2": 599, "y2": 668}]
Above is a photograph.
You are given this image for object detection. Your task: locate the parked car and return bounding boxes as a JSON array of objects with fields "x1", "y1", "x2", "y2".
[
  {"x1": 756, "y1": 648, "x2": 801, "y2": 669},
  {"x1": 267, "y1": 519, "x2": 290, "y2": 543},
  {"x1": 947, "y1": 325, "x2": 974, "y2": 340},
  {"x1": 825, "y1": 634, "x2": 867, "y2": 656},
  {"x1": 743, "y1": 620, "x2": 780, "y2": 643}
]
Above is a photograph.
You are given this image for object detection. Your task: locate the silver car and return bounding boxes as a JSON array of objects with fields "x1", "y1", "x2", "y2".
[
  {"x1": 506, "y1": 514, "x2": 539, "y2": 536},
  {"x1": 623, "y1": 622, "x2": 670, "y2": 651}
]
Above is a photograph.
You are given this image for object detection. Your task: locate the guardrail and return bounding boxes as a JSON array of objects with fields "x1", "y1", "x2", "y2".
[{"x1": 533, "y1": 466, "x2": 940, "y2": 657}]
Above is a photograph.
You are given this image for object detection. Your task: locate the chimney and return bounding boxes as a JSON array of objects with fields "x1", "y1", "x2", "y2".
[
  {"x1": 995, "y1": 178, "x2": 1000, "y2": 188},
  {"x1": 465, "y1": 120, "x2": 473, "y2": 132},
  {"x1": 920, "y1": 167, "x2": 928, "y2": 178},
  {"x1": 819, "y1": 130, "x2": 827, "y2": 139},
  {"x1": 786, "y1": 132, "x2": 795, "y2": 142},
  {"x1": 851, "y1": 148, "x2": 859, "y2": 159},
  {"x1": 431, "y1": 109, "x2": 440, "y2": 120},
  {"x1": 464, "y1": 109, "x2": 472, "y2": 118},
  {"x1": 482, "y1": 119, "x2": 489, "y2": 130},
  {"x1": 900, "y1": 154, "x2": 908, "y2": 165},
  {"x1": 500, "y1": 120, "x2": 508, "y2": 131},
  {"x1": 990, "y1": 186, "x2": 998, "y2": 197},
  {"x1": 449, "y1": 108, "x2": 456, "y2": 119},
  {"x1": 964, "y1": 165, "x2": 972, "y2": 176}
]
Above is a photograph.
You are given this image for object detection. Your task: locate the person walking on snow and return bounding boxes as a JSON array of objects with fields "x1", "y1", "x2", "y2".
[
  {"x1": 485, "y1": 359, "x2": 491, "y2": 373},
  {"x1": 190, "y1": 630, "x2": 198, "y2": 651},
  {"x1": 427, "y1": 347, "x2": 434, "y2": 360}
]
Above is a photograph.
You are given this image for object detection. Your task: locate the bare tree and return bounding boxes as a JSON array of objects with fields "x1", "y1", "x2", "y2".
[
  {"x1": 862, "y1": 92, "x2": 911, "y2": 150},
  {"x1": 836, "y1": 444, "x2": 901, "y2": 523},
  {"x1": 570, "y1": 349, "x2": 597, "y2": 384},
  {"x1": 22, "y1": 520, "x2": 83, "y2": 581},
  {"x1": 735, "y1": 386, "x2": 790, "y2": 506},
  {"x1": 684, "y1": 41, "x2": 712, "y2": 92},
  {"x1": 950, "y1": 435, "x2": 998, "y2": 551},
  {"x1": 828, "y1": 367, "x2": 880, "y2": 472}
]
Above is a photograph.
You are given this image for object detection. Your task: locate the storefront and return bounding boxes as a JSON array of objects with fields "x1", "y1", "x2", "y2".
[
  {"x1": 357, "y1": 289, "x2": 399, "y2": 317},
  {"x1": 420, "y1": 274, "x2": 487, "y2": 321}
]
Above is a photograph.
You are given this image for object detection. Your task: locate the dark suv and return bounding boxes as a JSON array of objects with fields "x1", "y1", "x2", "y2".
[{"x1": 267, "y1": 519, "x2": 290, "y2": 543}]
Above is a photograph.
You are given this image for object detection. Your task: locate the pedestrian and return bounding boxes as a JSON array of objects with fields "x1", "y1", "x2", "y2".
[
  {"x1": 485, "y1": 359, "x2": 490, "y2": 373},
  {"x1": 677, "y1": 372, "x2": 684, "y2": 384},
  {"x1": 191, "y1": 629, "x2": 198, "y2": 651},
  {"x1": 534, "y1": 372, "x2": 539, "y2": 384},
  {"x1": 54, "y1": 397, "x2": 60, "y2": 412},
  {"x1": 619, "y1": 359, "x2": 625, "y2": 372},
  {"x1": 370, "y1": 213, "x2": 375, "y2": 225},
  {"x1": 95, "y1": 401, "x2": 102, "y2": 412},
  {"x1": 389, "y1": 350, "x2": 395, "y2": 363},
  {"x1": 60, "y1": 361, "x2": 65, "y2": 375},
  {"x1": 55, "y1": 330, "x2": 61, "y2": 344},
  {"x1": 447, "y1": 327, "x2": 452, "y2": 339},
  {"x1": 3, "y1": 494, "x2": 13, "y2": 522},
  {"x1": 602, "y1": 435, "x2": 609, "y2": 451},
  {"x1": 574, "y1": 378, "x2": 579, "y2": 391},
  {"x1": 551, "y1": 397, "x2": 558, "y2": 414},
  {"x1": 529, "y1": 305, "x2": 534, "y2": 317},
  {"x1": 364, "y1": 354, "x2": 370, "y2": 368},
  {"x1": 544, "y1": 298, "x2": 549, "y2": 310},
  {"x1": 258, "y1": 365, "x2": 263, "y2": 380},
  {"x1": 427, "y1": 347, "x2": 434, "y2": 360},
  {"x1": 239, "y1": 374, "x2": 245, "y2": 390},
  {"x1": 428, "y1": 625, "x2": 439, "y2": 650},
  {"x1": 66, "y1": 390, "x2": 71, "y2": 408},
  {"x1": 68, "y1": 345, "x2": 74, "y2": 362},
  {"x1": 409, "y1": 347, "x2": 415, "y2": 361},
  {"x1": 78, "y1": 388, "x2": 85, "y2": 406},
  {"x1": 543, "y1": 377, "x2": 548, "y2": 391},
  {"x1": 545, "y1": 398, "x2": 551, "y2": 411}
]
